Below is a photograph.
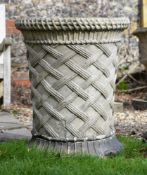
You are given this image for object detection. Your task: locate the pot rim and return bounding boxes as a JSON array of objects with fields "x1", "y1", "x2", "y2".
[{"x1": 16, "y1": 17, "x2": 130, "y2": 31}]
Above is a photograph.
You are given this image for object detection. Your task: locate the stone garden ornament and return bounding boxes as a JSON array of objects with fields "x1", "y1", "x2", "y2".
[{"x1": 16, "y1": 18, "x2": 129, "y2": 156}]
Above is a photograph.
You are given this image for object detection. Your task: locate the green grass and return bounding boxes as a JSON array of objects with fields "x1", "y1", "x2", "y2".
[{"x1": 0, "y1": 136, "x2": 147, "y2": 175}]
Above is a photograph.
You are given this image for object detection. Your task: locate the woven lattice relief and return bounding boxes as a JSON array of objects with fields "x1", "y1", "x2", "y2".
[
  {"x1": 27, "y1": 43, "x2": 118, "y2": 140},
  {"x1": 16, "y1": 18, "x2": 129, "y2": 156}
]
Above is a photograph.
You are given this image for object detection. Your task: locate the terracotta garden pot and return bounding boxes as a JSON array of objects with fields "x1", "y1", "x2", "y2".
[{"x1": 16, "y1": 18, "x2": 129, "y2": 156}]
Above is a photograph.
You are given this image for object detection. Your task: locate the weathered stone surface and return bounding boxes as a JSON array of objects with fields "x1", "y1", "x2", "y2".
[
  {"x1": 114, "y1": 102, "x2": 124, "y2": 113},
  {"x1": 16, "y1": 17, "x2": 129, "y2": 156},
  {"x1": 0, "y1": 112, "x2": 32, "y2": 141}
]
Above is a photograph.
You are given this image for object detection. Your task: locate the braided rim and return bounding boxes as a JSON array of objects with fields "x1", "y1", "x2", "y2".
[{"x1": 16, "y1": 17, "x2": 130, "y2": 31}]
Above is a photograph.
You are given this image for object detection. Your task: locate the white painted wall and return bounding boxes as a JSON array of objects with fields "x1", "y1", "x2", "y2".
[{"x1": 0, "y1": 4, "x2": 6, "y2": 65}]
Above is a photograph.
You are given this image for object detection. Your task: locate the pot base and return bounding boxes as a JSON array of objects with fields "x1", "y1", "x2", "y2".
[{"x1": 30, "y1": 135, "x2": 123, "y2": 157}]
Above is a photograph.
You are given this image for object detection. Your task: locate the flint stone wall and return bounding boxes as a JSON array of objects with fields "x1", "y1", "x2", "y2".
[
  {"x1": 0, "y1": 0, "x2": 141, "y2": 105},
  {"x1": 2, "y1": 0, "x2": 140, "y2": 65}
]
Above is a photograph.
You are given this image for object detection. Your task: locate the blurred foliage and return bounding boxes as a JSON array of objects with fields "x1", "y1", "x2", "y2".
[{"x1": 117, "y1": 80, "x2": 129, "y2": 91}]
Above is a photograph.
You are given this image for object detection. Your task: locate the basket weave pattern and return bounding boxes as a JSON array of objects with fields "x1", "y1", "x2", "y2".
[
  {"x1": 16, "y1": 18, "x2": 129, "y2": 155},
  {"x1": 28, "y1": 43, "x2": 118, "y2": 140}
]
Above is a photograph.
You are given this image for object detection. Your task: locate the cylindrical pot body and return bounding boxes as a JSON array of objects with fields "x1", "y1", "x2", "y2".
[
  {"x1": 16, "y1": 18, "x2": 129, "y2": 156},
  {"x1": 134, "y1": 28, "x2": 147, "y2": 70}
]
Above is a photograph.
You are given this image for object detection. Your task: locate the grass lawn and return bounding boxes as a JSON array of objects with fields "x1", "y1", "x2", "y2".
[{"x1": 0, "y1": 136, "x2": 147, "y2": 175}]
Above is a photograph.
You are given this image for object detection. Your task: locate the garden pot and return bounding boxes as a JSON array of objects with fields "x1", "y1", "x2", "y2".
[
  {"x1": 16, "y1": 18, "x2": 129, "y2": 156},
  {"x1": 133, "y1": 28, "x2": 147, "y2": 70}
]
